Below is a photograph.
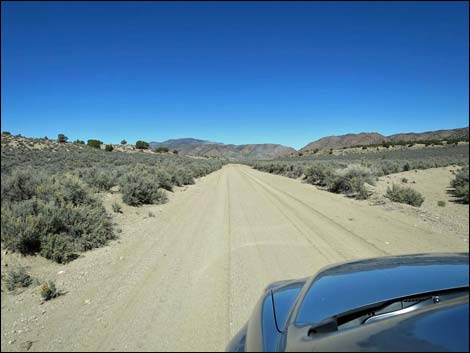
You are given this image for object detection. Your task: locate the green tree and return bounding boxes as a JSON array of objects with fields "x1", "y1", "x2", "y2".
[
  {"x1": 87, "y1": 139, "x2": 102, "y2": 149},
  {"x1": 57, "y1": 134, "x2": 68, "y2": 143},
  {"x1": 135, "y1": 140, "x2": 149, "y2": 150}
]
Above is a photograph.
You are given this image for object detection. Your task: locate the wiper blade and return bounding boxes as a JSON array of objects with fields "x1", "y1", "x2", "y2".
[{"x1": 308, "y1": 286, "x2": 468, "y2": 336}]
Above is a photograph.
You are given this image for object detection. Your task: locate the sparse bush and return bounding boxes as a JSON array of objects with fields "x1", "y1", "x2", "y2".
[
  {"x1": 105, "y1": 144, "x2": 114, "y2": 152},
  {"x1": 135, "y1": 140, "x2": 149, "y2": 150},
  {"x1": 450, "y1": 165, "x2": 469, "y2": 204},
  {"x1": 2, "y1": 131, "x2": 11, "y2": 135},
  {"x1": 5, "y1": 267, "x2": 33, "y2": 291},
  {"x1": 303, "y1": 164, "x2": 335, "y2": 186},
  {"x1": 327, "y1": 165, "x2": 374, "y2": 199},
  {"x1": 121, "y1": 139, "x2": 127, "y2": 145},
  {"x1": 401, "y1": 178, "x2": 408, "y2": 183},
  {"x1": 74, "y1": 139, "x2": 85, "y2": 144},
  {"x1": 437, "y1": 200, "x2": 446, "y2": 207},
  {"x1": 148, "y1": 211, "x2": 155, "y2": 218},
  {"x1": 112, "y1": 202, "x2": 122, "y2": 213},
  {"x1": 40, "y1": 281, "x2": 60, "y2": 301},
  {"x1": 87, "y1": 139, "x2": 102, "y2": 149},
  {"x1": 355, "y1": 183, "x2": 370, "y2": 200},
  {"x1": 154, "y1": 146, "x2": 169, "y2": 153},
  {"x1": 385, "y1": 184, "x2": 425, "y2": 207}
]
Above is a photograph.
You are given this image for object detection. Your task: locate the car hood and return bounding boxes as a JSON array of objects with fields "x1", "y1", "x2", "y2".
[{"x1": 294, "y1": 253, "x2": 469, "y2": 325}]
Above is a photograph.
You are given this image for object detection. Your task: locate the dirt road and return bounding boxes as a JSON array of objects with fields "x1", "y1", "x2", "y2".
[{"x1": 1, "y1": 164, "x2": 467, "y2": 352}]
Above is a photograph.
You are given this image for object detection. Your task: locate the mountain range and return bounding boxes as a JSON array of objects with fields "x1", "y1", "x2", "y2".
[
  {"x1": 300, "y1": 127, "x2": 469, "y2": 153},
  {"x1": 150, "y1": 127, "x2": 468, "y2": 160},
  {"x1": 150, "y1": 139, "x2": 296, "y2": 160}
]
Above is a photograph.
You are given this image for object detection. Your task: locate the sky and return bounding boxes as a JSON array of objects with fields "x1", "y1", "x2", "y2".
[{"x1": 1, "y1": 1, "x2": 469, "y2": 149}]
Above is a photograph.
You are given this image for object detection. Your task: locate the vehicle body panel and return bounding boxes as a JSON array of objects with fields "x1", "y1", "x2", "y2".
[{"x1": 227, "y1": 253, "x2": 469, "y2": 352}]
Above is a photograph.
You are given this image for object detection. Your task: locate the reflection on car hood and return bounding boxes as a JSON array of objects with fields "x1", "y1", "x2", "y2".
[{"x1": 295, "y1": 253, "x2": 469, "y2": 325}]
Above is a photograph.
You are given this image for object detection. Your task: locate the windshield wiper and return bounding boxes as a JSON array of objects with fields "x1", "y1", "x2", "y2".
[{"x1": 308, "y1": 286, "x2": 469, "y2": 336}]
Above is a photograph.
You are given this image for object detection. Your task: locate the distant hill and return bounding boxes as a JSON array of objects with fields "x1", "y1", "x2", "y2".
[
  {"x1": 300, "y1": 132, "x2": 387, "y2": 152},
  {"x1": 388, "y1": 127, "x2": 469, "y2": 142},
  {"x1": 301, "y1": 127, "x2": 469, "y2": 152},
  {"x1": 150, "y1": 138, "x2": 295, "y2": 160}
]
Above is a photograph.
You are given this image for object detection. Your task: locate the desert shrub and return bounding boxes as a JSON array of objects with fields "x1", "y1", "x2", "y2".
[
  {"x1": 327, "y1": 165, "x2": 374, "y2": 199},
  {"x1": 112, "y1": 202, "x2": 122, "y2": 213},
  {"x1": 437, "y1": 200, "x2": 446, "y2": 207},
  {"x1": 5, "y1": 267, "x2": 33, "y2": 291},
  {"x1": 304, "y1": 164, "x2": 335, "y2": 186},
  {"x1": 105, "y1": 144, "x2": 114, "y2": 152},
  {"x1": 155, "y1": 169, "x2": 173, "y2": 191},
  {"x1": 119, "y1": 173, "x2": 168, "y2": 206},
  {"x1": 170, "y1": 168, "x2": 195, "y2": 186},
  {"x1": 1, "y1": 173, "x2": 114, "y2": 263},
  {"x1": 401, "y1": 178, "x2": 408, "y2": 183},
  {"x1": 450, "y1": 165, "x2": 469, "y2": 204},
  {"x1": 154, "y1": 146, "x2": 169, "y2": 153},
  {"x1": 385, "y1": 184, "x2": 425, "y2": 207},
  {"x1": 1, "y1": 169, "x2": 44, "y2": 203},
  {"x1": 40, "y1": 281, "x2": 61, "y2": 301},
  {"x1": 355, "y1": 184, "x2": 370, "y2": 200},
  {"x1": 135, "y1": 140, "x2": 149, "y2": 150},
  {"x1": 87, "y1": 139, "x2": 102, "y2": 149},
  {"x1": 148, "y1": 211, "x2": 155, "y2": 218},
  {"x1": 2, "y1": 131, "x2": 11, "y2": 135},
  {"x1": 57, "y1": 134, "x2": 68, "y2": 143},
  {"x1": 78, "y1": 168, "x2": 116, "y2": 192},
  {"x1": 121, "y1": 139, "x2": 127, "y2": 145}
]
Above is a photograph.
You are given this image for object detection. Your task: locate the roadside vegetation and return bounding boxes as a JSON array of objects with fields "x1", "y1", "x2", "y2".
[
  {"x1": 450, "y1": 165, "x2": 469, "y2": 204},
  {"x1": 1, "y1": 133, "x2": 225, "y2": 263},
  {"x1": 385, "y1": 184, "x2": 425, "y2": 207},
  {"x1": 4, "y1": 267, "x2": 34, "y2": 292},
  {"x1": 250, "y1": 145, "x2": 469, "y2": 201}
]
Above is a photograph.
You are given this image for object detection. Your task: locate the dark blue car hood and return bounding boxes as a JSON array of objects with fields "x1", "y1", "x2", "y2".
[{"x1": 295, "y1": 253, "x2": 469, "y2": 325}]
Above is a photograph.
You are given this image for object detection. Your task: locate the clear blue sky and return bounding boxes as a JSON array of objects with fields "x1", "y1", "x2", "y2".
[{"x1": 1, "y1": 1, "x2": 468, "y2": 149}]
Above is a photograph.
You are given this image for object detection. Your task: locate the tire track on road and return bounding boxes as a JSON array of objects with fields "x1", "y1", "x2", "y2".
[{"x1": 239, "y1": 167, "x2": 389, "y2": 257}]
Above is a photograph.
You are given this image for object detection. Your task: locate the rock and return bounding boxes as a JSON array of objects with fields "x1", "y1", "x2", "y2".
[
  {"x1": 57, "y1": 270, "x2": 65, "y2": 275},
  {"x1": 84, "y1": 299, "x2": 91, "y2": 305},
  {"x1": 119, "y1": 256, "x2": 124, "y2": 261},
  {"x1": 8, "y1": 340, "x2": 15, "y2": 345}
]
